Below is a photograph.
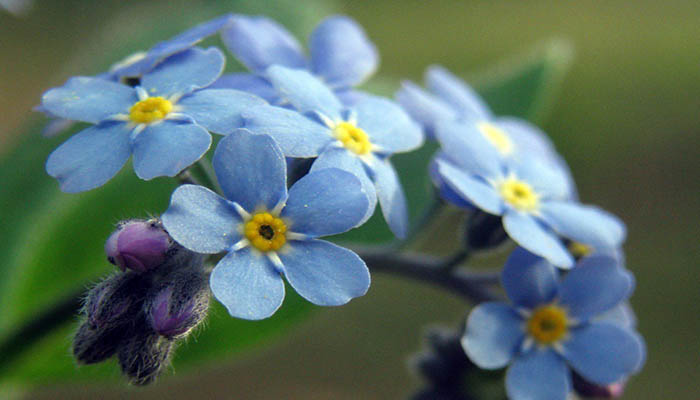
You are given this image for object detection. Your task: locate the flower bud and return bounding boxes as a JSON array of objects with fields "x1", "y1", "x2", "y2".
[
  {"x1": 84, "y1": 272, "x2": 148, "y2": 330},
  {"x1": 105, "y1": 219, "x2": 171, "y2": 273},
  {"x1": 573, "y1": 372, "x2": 626, "y2": 398},
  {"x1": 72, "y1": 322, "x2": 124, "y2": 365},
  {"x1": 147, "y1": 270, "x2": 210, "y2": 339},
  {"x1": 117, "y1": 324, "x2": 174, "y2": 386},
  {"x1": 464, "y1": 210, "x2": 508, "y2": 251}
]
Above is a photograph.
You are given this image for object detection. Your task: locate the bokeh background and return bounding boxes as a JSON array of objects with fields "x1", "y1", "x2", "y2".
[{"x1": 1, "y1": 0, "x2": 698, "y2": 398}]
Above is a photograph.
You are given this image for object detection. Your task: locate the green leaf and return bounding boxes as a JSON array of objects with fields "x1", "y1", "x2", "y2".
[{"x1": 0, "y1": 0, "x2": 339, "y2": 386}]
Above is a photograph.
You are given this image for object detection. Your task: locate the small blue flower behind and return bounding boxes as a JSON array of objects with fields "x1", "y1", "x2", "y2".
[
  {"x1": 462, "y1": 248, "x2": 645, "y2": 400},
  {"x1": 243, "y1": 66, "x2": 424, "y2": 238},
  {"x1": 161, "y1": 129, "x2": 371, "y2": 320},
  {"x1": 41, "y1": 47, "x2": 265, "y2": 193}
]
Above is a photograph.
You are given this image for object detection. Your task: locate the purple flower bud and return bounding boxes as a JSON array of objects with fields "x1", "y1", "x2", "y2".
[
  {"x1": 105, "y1": 219, "x2": 171, "y2": 273},
  {"x1": 84, "y1": 272, "x2": 147, "y2": 330},
  {"x1": 73, "y1": 322, "x2": 124, "y2": 365},
  {"x1": 573, "y1": 372, "x2": 626, "y2": 398},
  {"x1": 147, "y1": 270, "x2": 210, "y2": 339}
]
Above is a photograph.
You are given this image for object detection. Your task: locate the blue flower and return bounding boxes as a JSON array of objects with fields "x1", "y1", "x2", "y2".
[
  {"x1": 38, "y1": 14, "x2": 235, "y2": 137},
  {"x1": 462, "y1": 248, "x2": 645, "y2": 400},
  {"x1": 161, "y1": 129, "x2": 371, "y2": 320},
  {"x1": 242, "y1": 66, "x2": 424, "y2": 238},
  {"x1": 433, "y1": 128, "x2": 623, "y2": 267},
  {"x1": 41, "y1": 47, "x2": 265, "y2": 192},
  {"x1": 214, "y1": 14, "x2": 378, "y2": 105}
]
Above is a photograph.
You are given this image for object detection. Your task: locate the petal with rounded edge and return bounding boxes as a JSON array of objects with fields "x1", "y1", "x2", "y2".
[
  {"x1": 309, "y1": 15, "x2": 378, "y2": 87},
  {"x1": 461, "y1": 302, "x2": 524, "y2": 369},
  {"x1": 436, "y1": 159, "x2": 503, "y2": 215},
  {"x1": 425, "y1": 65, "x2": 491, "y2": 119},
  {"x1": 503, "y1": 211, "x2": 574, "y2": 268},
  {"x1": 435, "y1": 119, "x2": 503, "y2": 180},
  {"x1": 212, "y1": 129, "x2": 287, "y2": 212},
  {"x1": 280, "y1": 239, "x2": 369, "y2": 306},
  {"x1": 502, "y1": 247, "x2": 558, "y2": 309},
  {"x1": 354, "y1": 95, "x2": 423, "y2": 154},
  {"x1": 563, "y1": 323, "x2": 645, "y2": 385},
  {"x1": 265, "y1": 65, "x2": 342, "y2": 120},
  {"x1": 558, "y1": 255, "x2": 633, "y2": 320},
  {"x1": 506, "y1": 349, "x2": 571, "y2": 400},
  {"x1": 243, "y1": 105, "x2": 332, "y2": 157},
  {"x1": 177, "y1": 89, "x2": 267, "y2": 135},
  {"x1": 210, "y1": 248, "x2": 285, "y2": 320},
  {"x1": 222, "y1": 15, "x2": 306, "y2": 73},
  {"x1": 539, "y1": 202, "x2": 626, "y2": 250},
  {"x1": 46, "y1": 121, "x2": 131, "y2": 193},
  {"x1": 371, "y1": 158, "x2": 409, "y2": 239},
  {"x1": 161, "y1": 184, "x2": 241, "y2": 254},
  {"x1": 41, "y1": 77, "x2": 135, "y2": 123},
  {"x1": 141, "y1": 47, "x2": 224, "y2": 97},
  {"x1": 132, "y1": 120, "x2": 211, "y2": 180},
  {"x1": 282, "y1": 168, "x2": 369, "y2": 237},
  {"x1": 210, "y1": 73, "x2": 278, "y2": 103}
]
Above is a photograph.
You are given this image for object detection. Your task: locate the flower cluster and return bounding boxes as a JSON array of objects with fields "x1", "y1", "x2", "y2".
[{"x1": 37, "y1": 12, "x2": 645, "y2": 397}]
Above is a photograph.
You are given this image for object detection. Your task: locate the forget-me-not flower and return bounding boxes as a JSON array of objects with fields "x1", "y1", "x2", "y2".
[
  {"x1": 243, "y1": 66, "x2": 424, "y2": 238},
  {"x1": 462, "y1": 247, "x2": 645, "y2": 400},
  {"x1": 161, "y1": 129, "x2": 371, "y2": 320},
  {"x1": 213, "y1": 14, "x2": 378, "y2": 105},
  {"x1": 433, "y1": 129, "x2": 624, "y2": 267},
  {"x1": 42, "y1": 47, "x2": 265, "y2": 192}
]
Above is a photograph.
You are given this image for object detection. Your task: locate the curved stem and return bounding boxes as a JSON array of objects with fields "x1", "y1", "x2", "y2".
[{"x1": 356, "y1": 247, "x2": 500, "y2": 303}]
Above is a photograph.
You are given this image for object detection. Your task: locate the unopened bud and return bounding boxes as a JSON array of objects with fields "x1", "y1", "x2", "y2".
[
  {"x1": 105, "y1": 219, "x2": 171, "y2": 273},
  {"x1": 147, "y1": 270, "x2": 210, "y2": 339},
  {"x1": 117, "y1": 325, "x2": 174, "y2": 386},
  {"x1": 72, "y1": 322, "x2": 124, "y2": 365},
  {"x1": 464, "y1": 210, "x2": 508, "y2": 251},
  {"x1": 84, "y1": 272, "x2": 147, "y2": 330},
  {"x1": 573, "y1": 372, "x2": 626, "y2": 398}
]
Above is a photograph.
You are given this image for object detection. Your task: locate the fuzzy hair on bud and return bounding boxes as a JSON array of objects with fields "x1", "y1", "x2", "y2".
[
  {"x1": 117, "y1": 324, "x2": 174, "y2": 386},
  {"x1": 84, "y1": 272, "x2": 148, "y2": 330},
  {"x1": 147, "y1": 270, "x2": 210, "y2": 339}
]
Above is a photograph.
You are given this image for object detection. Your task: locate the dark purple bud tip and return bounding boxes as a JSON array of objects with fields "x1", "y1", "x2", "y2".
[
  {"x1": 573, "y1": 372, "x2": 626, "y2": 398},
  {"x1": 148, "y1": 271, "x2": 210, "y2": 339},
  {"x1": 84, "y1": 272, "x2": 147, "y2": 330},
  {"x1": 118, "y1": 327, "x2": 174, "y2": 386},
  {"x1": 105, "y1": 219, "x2": 170, "y2": 273}
]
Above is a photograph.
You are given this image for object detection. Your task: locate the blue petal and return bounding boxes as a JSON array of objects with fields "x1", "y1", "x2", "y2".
[
  {"x1": 265, "y1": 65, "x2": 342, "y2": 120},
  {"x1": 46, "y1": 121, "x2": 130, "y2": 193},
  {"x1": 309, "y1": 15, "x2": 378, "y2": 88},
  {"x1": 222, "y1": 15, "x2": 306, "y2": 73},
  {"x1": 511, "y1": 157, "x2": 571, "y2": 201},
  {"x1": 563, "y1": 323, "x2": 645, "y2": 385},
  {"x1": 436, "y1": 159, "x2": 503, "y2": 215},
  {"x1": 161, "y1": 184, "x2": 241, "y2": 253},
  {"x1": 311, "y1": 147, "x2": 377, "y2": 225},
  {"x1": 558, "y1": 255, "x2": 633, "y2": 320},
  {"x1": 279, "y1": 239, "x2": 369, "y2": 306},
  {"x1": 371, "y1": 158, "x2": 409, "y2": 239},
  {"x1": 243, "y1": 105, "x2": 332, "y2": 157},
  {"x1": 41, "y1": 77, "x2": 136, "y2": 123},
  {"x1": 282, "y1": 168, "x2": 369, "y2": 236},
  {"x1": 495, "y1": 117, "x2": 556, "y2": 158},
  {"x1": 425, "y1": 65, "x2": 491, "y2": 119},
  {"x1": 41, "y1": 118, "x2": 75, "y2": 138},
  {"x1": 502, "y1": 247, "x2": 558, "y2": 309},
  {"x1": 132, "y1": 120, "x2": 211, "y2": 180},
  {"x1": 503, "y1": 211, "x2": 574, "y2": 268},
  {"x1": 353, "y1": 95, "x2": 424, "y2": 154},
  {"x1": 596, "y1": 302, "x2": 637, "y2": 329},
  {"x1": 435, "y1": 119, "x2": 503, "y2": 179},
  {"x1": 210, "y1": 248, "x2": 285, "y2": 320},
  {"x1": 335, "y1": 87, "x2": 368, "y2": 106},
  {"x1": 506, "y1": 349, "x2": 571, "y2": 400},
  {"x1": 540, "y1": 202, "x2": 626, "y2": 250},
  {"x1": 461, "y1": 302, "x2": 524, "y2": 369},
  {"x1": 210, "y1": 73, "x2": 278, "y2": 103},
  {"x1": 429, "y1": 153, "x2": 475, "y2": 209},
  {"x1": 394, "y1": 81, "x2": 457, "y2": 137},
  {"x1": 212, "y1": 129, "x2": 287, "y2": 212},
  {"x1": 141, "y1": 47, "x2": 224, "y2": 97},
  {"x1": 176, "y1": 89, "x2": 267, "y2": 135}
]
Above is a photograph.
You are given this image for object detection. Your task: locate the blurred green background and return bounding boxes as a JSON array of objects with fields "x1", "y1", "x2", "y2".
[{"x1": 1, "y1": 0, "x2": 698, "y2": 398}]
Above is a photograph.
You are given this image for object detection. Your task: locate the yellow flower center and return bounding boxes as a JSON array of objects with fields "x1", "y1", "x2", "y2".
[
  {"x1": 526, "y1": 304, "x2": 569, "y2": 345},
  {"x1": 333, "y1": 122, "x2": 372, "y2": 155},
  {"x1": 244, "y1": 212, "x2": 287, "y2": 252},
  {"x1": 568, "y1": 241, "x2": 592, "y2": 259},
  {"x1": 499, "y1": 178, "x2": 539, "y2": 212},
  {"x1": 477, "y1": 122, "x2": 514, "y2": 155},
  {"x1": 129, "y1": 97, "x2": 173, "y2": 124}
]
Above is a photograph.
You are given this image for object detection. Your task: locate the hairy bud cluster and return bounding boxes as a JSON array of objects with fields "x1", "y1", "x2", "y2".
[{"x1": 73, "y1": 218, "x2": 210, "y2": 385}]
